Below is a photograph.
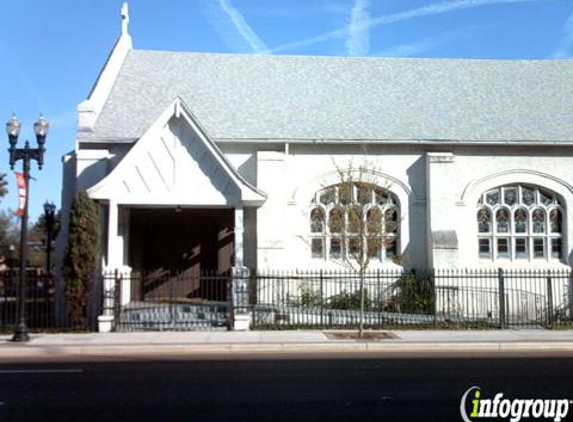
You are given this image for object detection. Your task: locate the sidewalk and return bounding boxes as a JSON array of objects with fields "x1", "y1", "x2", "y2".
[{"x1": 2, "y1": 329, "x2": 573, "y2": 357}]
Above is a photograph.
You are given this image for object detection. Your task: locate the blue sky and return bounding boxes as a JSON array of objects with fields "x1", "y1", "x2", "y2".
[{"x1": 1, "y1": 0, "x2": 572, "y2": 222}]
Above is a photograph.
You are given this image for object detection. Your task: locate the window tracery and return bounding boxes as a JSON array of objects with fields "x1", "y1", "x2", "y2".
[
  {"x1": 310, "y1": 183, "x2": 399, "y2": 261},
  {"x1": 477, "y1": 184, "x2": 563, "y2": 261}
]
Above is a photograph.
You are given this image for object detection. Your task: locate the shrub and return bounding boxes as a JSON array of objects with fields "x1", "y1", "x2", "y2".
[
  {"x1": 62, "y1": 192, "x2": 100, "y2": 327},
  {"x1": 299, "y1": 283, "x2": 323, "y2": 308},
  {"x1": 329, "y1": 289, "x2": 372, "y2": 311},
  {"x1": 393, "y1": 271, "x2": 434, "y2": 314}
]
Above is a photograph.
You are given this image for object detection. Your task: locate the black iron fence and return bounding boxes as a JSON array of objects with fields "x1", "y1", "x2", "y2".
[
  {"x1": 1, "y1": 269, "x2": 104, "y2": 332},
  {"x1": 250, "y1": 268, "x2": 573, "y2": 329},
  {"x1": 112, "y1": 269, "x2": 232, "y2": 331},
  {"x1": 0, "y1": 270, "x2": 56, "y2": 331},
  {"x1": 2, "y1": 267, "x2": 572, "y2": 332}
]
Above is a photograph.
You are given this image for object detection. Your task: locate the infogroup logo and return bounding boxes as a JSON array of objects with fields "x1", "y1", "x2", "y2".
[{"x1": 460, "y1": 386, "x2": 571, "y2": 422}]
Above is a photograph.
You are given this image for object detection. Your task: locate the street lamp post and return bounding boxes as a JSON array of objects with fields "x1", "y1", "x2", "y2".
[
  {"x1": 6, "y1": 114, "x2": 49, "y2": 342},
  {"x1": 43, "y1": 201, "x2": 56, "y2": 275}
]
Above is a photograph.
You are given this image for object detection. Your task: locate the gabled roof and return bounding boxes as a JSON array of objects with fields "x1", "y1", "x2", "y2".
[
  {"x1": 87, "y1": 97, "x2": 267, "y2": 207},
  {"x1": 79, "y1": 49, "x2": 573, "y2": 144}
]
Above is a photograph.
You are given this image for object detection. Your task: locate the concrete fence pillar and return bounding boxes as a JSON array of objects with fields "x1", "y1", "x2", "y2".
[
  {"x1": 232, "y1": 266, "x2": 251, "y2": 331},
  {"x1": 97, "y1": 265, "x2": 131, "y2": 333}
]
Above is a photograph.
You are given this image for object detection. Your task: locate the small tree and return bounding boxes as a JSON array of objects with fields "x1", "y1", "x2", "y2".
[
  {"x1": 62, "y1": 191, "x2": 100, "y2": 326},
  {"x1": 328, "y1": 153, "x2": 400, "y2": 337},
  {"x1": 0, "y1": 173, "x2": 8, "y2": 199},
  {"x1": 0, "y1": 209, "x2": 20, "y2": 267}
]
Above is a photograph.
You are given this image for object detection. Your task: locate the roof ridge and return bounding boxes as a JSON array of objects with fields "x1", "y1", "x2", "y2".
[{"x1": 129, "y1": 48, "x2": 573, "y2": 64}]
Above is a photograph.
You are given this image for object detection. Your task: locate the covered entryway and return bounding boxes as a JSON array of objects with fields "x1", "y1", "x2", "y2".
[
  {"x1": 113, "y1": 207, "x2": 236, "y2": 331},
  {"x1": 129, "y1": 208, "x2": 234, "y2": 275},
  {"x1": 88, "y1": 98, "x2": 266, "y2": 331}
]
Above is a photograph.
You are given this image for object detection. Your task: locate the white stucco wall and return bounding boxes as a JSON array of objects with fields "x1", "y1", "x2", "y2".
[
  {"x1": 231, "y1": 142, "x2": 573, "y2": 271},
  {"x1": 70, "y1": 133, "x2": 573, "y2": 272}
]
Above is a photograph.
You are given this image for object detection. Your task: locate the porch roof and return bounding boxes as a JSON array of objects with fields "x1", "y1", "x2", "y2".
[{"x1": 87, "y1": 97, "x2": 267, "y2": 207}]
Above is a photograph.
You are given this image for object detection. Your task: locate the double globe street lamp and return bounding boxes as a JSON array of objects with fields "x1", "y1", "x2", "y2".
[{"x1": 6, "y1": 114, "x2": 49, "y2": 342}]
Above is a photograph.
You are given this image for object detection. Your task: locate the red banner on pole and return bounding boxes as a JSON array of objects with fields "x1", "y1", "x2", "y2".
[{"x1": 15, "y1": 172, "x2": 26, "y2": 217}]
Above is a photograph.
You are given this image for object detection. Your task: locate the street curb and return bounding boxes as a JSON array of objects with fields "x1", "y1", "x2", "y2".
[{"x1": 2, "y1": 341, "x2": 573, "y2": 357}]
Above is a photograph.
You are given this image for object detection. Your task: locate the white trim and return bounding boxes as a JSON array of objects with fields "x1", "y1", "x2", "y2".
[
  {"x1": 460, "y1": 169, "x2": 573, "y2": 205},
  {"x1": 77, "y1": 33, "x2": 132, "y2": 132},
  {"x1": 215, "y1": 138, "x2": 573, "y2": 146},
  {"x1": 291, "y1": 168, "x2": 414, "y2": 205}
]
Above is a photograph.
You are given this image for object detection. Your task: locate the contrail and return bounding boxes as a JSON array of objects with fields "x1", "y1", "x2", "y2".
[
  {"x1": 553, "y1": 11, "x2": 573, "y2": 58},
  {"x1": 219, "y1": 0, "x2": 269, "y2": 54},
  {"x1": 272, "y1": 0, "x2": 555, "y2": 54},
  {"x1": 347, "y1": 0, "x2": 371, "y2": 56}
]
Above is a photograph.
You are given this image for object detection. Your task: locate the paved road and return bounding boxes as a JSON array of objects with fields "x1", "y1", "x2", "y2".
[{"x1": 1, "y1": 352, "x2": 572, "y2": 422}]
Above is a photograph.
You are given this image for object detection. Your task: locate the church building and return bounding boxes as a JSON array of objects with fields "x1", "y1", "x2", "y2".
[{"x1": 60, "y1": 5, "x2": 573, "y2": 330}]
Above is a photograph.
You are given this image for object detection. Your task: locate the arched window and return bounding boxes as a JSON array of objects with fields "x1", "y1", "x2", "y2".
[
  {"x1": 310, "y1": 183, "x2": 399, "y2": 261},
  {"x1": 496, "y1": 209, "x2": 509, "y2": 233},
  {"x1": 550, "y1": 209, "x2": 562, "y2": 233},
  {"x1": 310, "y1": 208, "x2": 325, "y2": 233},
  {"x1": 477, "y1": 209, "x2": 491, "y2": 233},
  {"x1": 532, "y1": 209, "x2": 545, "y2": 233},
  {"x1": 477, "y1": 184, "x2": 563, "y2": 261},
  {"x1": 514, "y1": 209, "x2": 527, "y2": 233}
]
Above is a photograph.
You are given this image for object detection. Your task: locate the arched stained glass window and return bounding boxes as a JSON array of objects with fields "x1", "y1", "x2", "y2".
[
  {"x1": 347, "y1": 206, "x2": 362, "y2": 233},
  {"x1": 550, "y1": 209, "x2": 562, "y2": 233},
  {"x1": 477, "y1": 184, "x2": 563, "y2": 262},
  {"x1": 514, "y1": 209, "x2": 527, "y2": 233},
  {"x1": 329, "y1": 207, "x2": 344, "y2": 233},
  {"x1": 532, "y1": 209, "x2": 545, "y2": 233},
  {"x1": 310, "y1": 183, "x2": 399, "y2": 261},
  {"x1": 310, "y1": 208, "x2": 325, "y2": 233},
  {"x1": 385, "y1": 209, "x2": 398, "y2": 234},
  {"x1": 478, "y1": 209, "x2": 491, "y2": 233},
  {"x1": 496, "y1": 209, "x2": 509, "y2": 233}
]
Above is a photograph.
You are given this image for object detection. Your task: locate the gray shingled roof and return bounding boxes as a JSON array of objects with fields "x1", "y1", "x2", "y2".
[{"x1": 81, "y1": 50, "x2": 573, "y2": 143}]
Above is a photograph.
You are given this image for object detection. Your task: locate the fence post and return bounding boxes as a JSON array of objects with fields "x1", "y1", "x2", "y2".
[
  {"x1": 546, "y1": 276, "x2": 554, "y2": 328},
  {"x1": 249, "y1": 270, "x2": 256, "y2": 306},
  {"x1": 569, "y1": 270, "x2": 573, "y2": 322},
  {"x1": 498, "y1": 268, "x2": 506, "y2": 329},
  {"x1": 169, "y1": 271, "x2": 175, "y2": 326},
  {"x1": 231, "y1": 266, "x2": 251, "y2": 331},
  {"x1": 113, "y1": 269, "x2": 121, "y2": 329},
  {"x1": 431, "y1": 269, "x2": 437, "y2": 327},
  {"x1": 319, "y1": 270, "x2": 324, "y2": 327},
  {"x1": 377, "y1": 269, "x2": 381, "y2": 327},
  {"x1": 97, "y1": 270, "x2": 116, "y2": 333}
]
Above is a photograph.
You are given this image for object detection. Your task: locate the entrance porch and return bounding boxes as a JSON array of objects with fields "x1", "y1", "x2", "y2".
[{"x1": 84, "y1": 99, "x2": 266, "y2": 331}]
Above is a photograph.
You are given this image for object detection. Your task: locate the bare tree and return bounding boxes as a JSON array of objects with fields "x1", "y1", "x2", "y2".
[{"x1": 327, "y1": 154, "x2": 400, "y2": 338}]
